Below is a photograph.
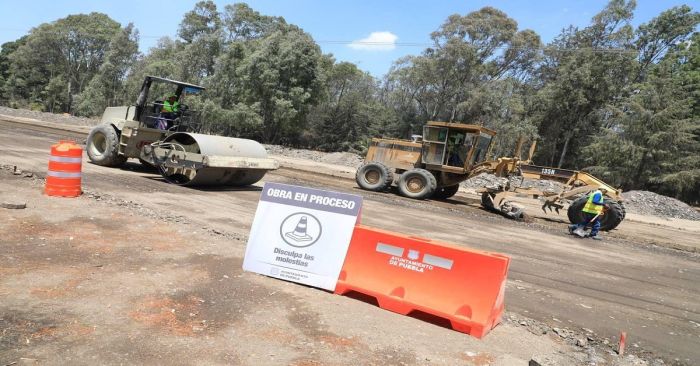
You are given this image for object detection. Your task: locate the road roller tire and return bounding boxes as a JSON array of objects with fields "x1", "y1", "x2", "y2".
[
  {"x1": 567, "y1": 196, "x2": 625, "y2": 231},
  {"x1": 86, "y1": 124, "x2": 126, "y2": 167},
  {"x1": 225, "y1": 170, "x2": 267, "y2": 187},
  {"x1": 356, "y1": 162, "x2": 393, "y2": 191},
  {"x1": 159, "y1": 167, "x2": 268, "y2": 187},
  {"x1": 433, "y1": 184, "x2": 460, "y2": 200},
  {"x1": 398, "y1": 169, "x2": 436, "y2": 199}
]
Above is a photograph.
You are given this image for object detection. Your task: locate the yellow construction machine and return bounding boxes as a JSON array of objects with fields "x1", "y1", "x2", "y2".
[
  {"x1": 355, "y1": 121, "x2": 625, "y2": 230},
  {"x1": 86, "y1": 76, "x2": 278, "y2": 186}
]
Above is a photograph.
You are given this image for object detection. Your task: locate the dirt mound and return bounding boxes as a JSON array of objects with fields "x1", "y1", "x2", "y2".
[
  {"x1": 265, "y1": 145, "x2": 363, "y2": 168},
  {"x1": 462, "y1": 173, "x2": 564, "y2": 193},
  {"x1": 0, "y1": 106, "x2": 98, "y2": 127},
  {"x1": 461, "y1": 173, "x2": 508, "y2": 189},
  {"x1": 622, "y1": 190, "x2": 700, "y2": 221}
]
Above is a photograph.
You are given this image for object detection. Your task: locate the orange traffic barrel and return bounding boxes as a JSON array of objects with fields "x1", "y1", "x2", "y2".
[{"x1": 45, "y1": 140, "x2": 83, "y2": 197}]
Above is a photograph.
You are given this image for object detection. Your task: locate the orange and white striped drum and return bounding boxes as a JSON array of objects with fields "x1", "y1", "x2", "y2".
[{"x1": 45, "y1": 140, "x2": 83, "y2": 197}]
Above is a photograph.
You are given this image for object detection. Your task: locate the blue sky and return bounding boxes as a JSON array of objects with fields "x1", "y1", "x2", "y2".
[{"x1": 0, "y1": 0, "x2": 696, "y2": 76}]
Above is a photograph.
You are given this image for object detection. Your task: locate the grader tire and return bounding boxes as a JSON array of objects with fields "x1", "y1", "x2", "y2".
[
  {"x1": 433, "y1": 185, "x2": 460, "y2": 200},
  {"x1": 398, "y1": 169, "x2": 437, "y2": 199},
  {"x1": 86, "y1": 124, "x2": 126, "y2": 167},
  {"x1": 356, "y1": 162, "x2": 393, "y2": 191},
  {"x1": 567, "y1": 196, "x2": 625, "y2": 231}
]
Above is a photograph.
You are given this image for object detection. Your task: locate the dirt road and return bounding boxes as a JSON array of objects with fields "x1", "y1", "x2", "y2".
[{"x1": 1, "y1": 119, "x2": 698, "y2": 365}]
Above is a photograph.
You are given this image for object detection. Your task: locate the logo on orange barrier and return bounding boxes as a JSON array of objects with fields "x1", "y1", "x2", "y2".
[{"x1": 376, "y1": 242, "x2": 454, "y2": 273}]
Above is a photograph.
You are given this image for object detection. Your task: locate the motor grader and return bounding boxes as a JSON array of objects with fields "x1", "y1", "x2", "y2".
[
  {"x1": 86, "y1": 76, "x2": 278, "y2": 186},
  {"x1": 355, "y1": 121, "x2": 626, "y2": 231}
]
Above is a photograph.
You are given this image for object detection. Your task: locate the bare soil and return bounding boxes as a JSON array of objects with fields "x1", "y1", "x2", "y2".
[{"x1": 1, "y1": 165, "x2": 590, "y2": 366}]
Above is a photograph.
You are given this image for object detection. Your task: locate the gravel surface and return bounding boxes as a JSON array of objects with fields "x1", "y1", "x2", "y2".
[
  {"x1": 623, "y1": 190, "x2": 700, "y2": 221},
  {"x1": 462, "y1": 173, "x2": 564, "y2": 193},
  {"x1": 264, "y1": 144, "x2": 364, "y2": 168},
  {"x1": 0, "y1": 162, "x2": 661, "y2": 366}
]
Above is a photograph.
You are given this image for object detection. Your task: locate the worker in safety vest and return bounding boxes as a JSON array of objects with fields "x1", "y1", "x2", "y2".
[
  {"x1": 568, "y1": 188, "x2": 608, "y2": 240},
  {"x1": 157, "y1": 94, "x2": 180, "y2": 130}
]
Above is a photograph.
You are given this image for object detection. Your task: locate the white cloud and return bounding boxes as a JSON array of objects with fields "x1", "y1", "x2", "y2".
[{"x1": 349, "y1": 31, "x2": 398, "y2": 51}]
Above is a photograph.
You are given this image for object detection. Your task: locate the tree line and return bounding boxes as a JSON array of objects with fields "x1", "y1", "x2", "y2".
[{"x1": 0, "y1": 1, "x2": 698, "y2": 204}]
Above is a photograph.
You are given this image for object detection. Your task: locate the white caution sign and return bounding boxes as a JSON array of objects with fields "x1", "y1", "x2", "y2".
[{"x1": 243, "y1": 182, "x2": 363, "y2": 291}]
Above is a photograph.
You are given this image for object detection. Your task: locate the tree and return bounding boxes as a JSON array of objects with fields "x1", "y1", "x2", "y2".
[
  {"x1": 384, "y1": 6, "x2": 541, "y2": 153},
  {"x1": 5, "y1": 13, "x2": 122, "y2": 112},
  {"x1": 74, "y1": 23, "x2": 140, "y2": 116},
  {"x1": 306, "y1": 61, "x2": 396, "y2": 152},
  {"x1": 0, "y1": 37, "x2": 27, "y2": 104},
  {"x1": 177, "y1": 1, "x2": 223, "y2": 81},
  {"x1": 532, "y1": 0, "x2": 637, "y2": 168},
  {"x1": 635, "y1": 5, "x2": 699, "y2": 81},
  {"x1": 235, "y1": 28, "x2": 323, "y2": 143},
  {"x1": 584, "y1": 31, "x2": 700, "y2": 203},
  {"x1": 178, "y1": 0, "x2": 221, "y2": 43},
  {"x1": 222, "y1": 3, "x2": 287, "y2": 42},
  {"x1": 173, "y1": 3, "x2": 324, "y2": 144}
]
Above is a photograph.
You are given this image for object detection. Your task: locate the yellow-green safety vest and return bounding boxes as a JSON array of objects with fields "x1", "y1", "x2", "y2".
[
  {"x1": 582, "y1": 190, "x2": 604, "y2": 215},
  {"x1": 163, "y1": 100, "x2": 179, "y2": 113}
]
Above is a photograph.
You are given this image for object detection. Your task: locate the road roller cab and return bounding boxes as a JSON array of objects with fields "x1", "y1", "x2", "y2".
[{"x1": 86, "y1": 76, "x2": 279, "y2": 187}]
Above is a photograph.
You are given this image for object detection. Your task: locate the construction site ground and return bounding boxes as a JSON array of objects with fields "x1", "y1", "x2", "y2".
[{"x1": 0, "y1": 116, "x2": 699, "y2": 366}]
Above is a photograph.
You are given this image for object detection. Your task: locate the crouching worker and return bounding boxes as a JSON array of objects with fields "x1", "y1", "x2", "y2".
[{"x1": 569, "y1": 188, "x2": 608, "y2": 240}]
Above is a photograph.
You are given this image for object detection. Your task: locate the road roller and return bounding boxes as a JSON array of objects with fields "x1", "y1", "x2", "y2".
[{"x1": 85, "y1": 76, "x2": 278, "y2": 186}]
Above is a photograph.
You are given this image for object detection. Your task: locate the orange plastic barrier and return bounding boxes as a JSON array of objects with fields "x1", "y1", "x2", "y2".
[
  {"x1": 335, "y1": 225, "x2": 510, "y2": 339},
  {"x1": 45, "y1": 140, "x2": 83, "y2": 197}
]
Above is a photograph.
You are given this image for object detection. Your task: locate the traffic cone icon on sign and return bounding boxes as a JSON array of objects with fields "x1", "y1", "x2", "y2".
[{"x1": 285, "y1": 216, "x2": 313, "y2": 242}]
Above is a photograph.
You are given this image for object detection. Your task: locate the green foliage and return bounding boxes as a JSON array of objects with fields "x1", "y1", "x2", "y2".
[
  {"x1": 585, "y1": 31, "x2": 700, "y2": 204},
  {"x1": 383, "y1": 6, "x2": 542, "y2": 153},
  {"x1": 532, "y1": 0, "x2": 637, "y2": 168},
  {"x1": 3, "y1": 13, "x2": 123, "y2": 112},
  {"x1": 222, "y1": 3, "x2": 287, "y2": 42},
  {"x1": 74, "y1": 23, "x2": 140, "y2": 116},
  {"x1": 305, "y1": 61, "x2": 398, "y2": 153},
  {"x1": 0, "y1": 36, "x2": 27, "y2": 104},
  {"x1": 178, "y1": 0, "x2": 221, "y2": 43},
  {"x1": 236, "y1": 29, "x2": 322, "y2": 143}
]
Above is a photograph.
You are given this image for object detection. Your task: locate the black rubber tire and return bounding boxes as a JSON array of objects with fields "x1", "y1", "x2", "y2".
[
  {"x1": 433, "y1": 184, "x2": 460, "y2": 200},
  {"x1": 567, "y1": 196, "x2": 586, "y2": 225},
  {"x1": 567, "y1": 196, "x2": 625, "y2": 231},
  {"x1": 356, "y1": 162, "x2": 393, "y2": 191},
  {"x1": 86, "y1": 124, "x2": 126, "y2": 167},
  {"x1": 397, "y1": 168, "x2": 437, "y2": 199},
  {"x1": 481, "y1": 192, "x2": 496, "y2": 210}
]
